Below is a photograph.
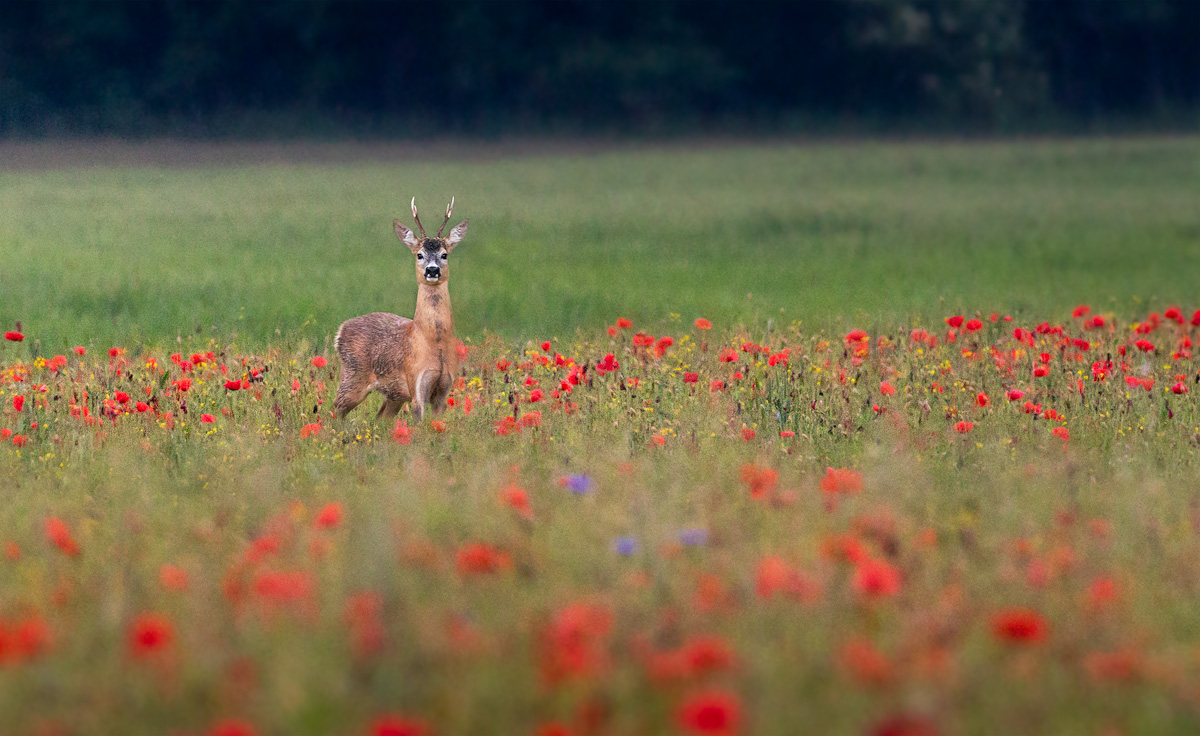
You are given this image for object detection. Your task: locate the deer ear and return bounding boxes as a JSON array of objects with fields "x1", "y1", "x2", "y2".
[
  {"x1": 445, "y1": 219, "x2": 468, "y2": 250},
  {"x1": 394, "y1": 219, "x2": 420, "y2": 252}
]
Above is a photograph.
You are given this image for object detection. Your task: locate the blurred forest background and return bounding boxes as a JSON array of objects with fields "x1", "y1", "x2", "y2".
[{"x1": 1, "y1": 0, "x2": 1197, "y2": 139}]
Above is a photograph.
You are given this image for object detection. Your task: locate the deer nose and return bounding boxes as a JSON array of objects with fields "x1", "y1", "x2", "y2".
[{"x1": 424, "y1": 266, "x2": 441, "y2": 280}]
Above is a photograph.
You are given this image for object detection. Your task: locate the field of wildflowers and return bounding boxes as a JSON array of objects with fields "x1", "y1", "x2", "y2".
[{"x1": 3, "y1": 304, "x2": 1200, "y2": 736}]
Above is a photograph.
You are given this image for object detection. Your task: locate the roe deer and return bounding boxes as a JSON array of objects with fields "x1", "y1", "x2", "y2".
[{"x1": 334, "y1": 197, "x2": 468, "y2": 420}]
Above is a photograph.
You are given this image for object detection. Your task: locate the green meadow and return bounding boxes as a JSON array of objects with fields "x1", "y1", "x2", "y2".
[
  {"x1": 2, "y1": 137, "x2": 1200, "y2": 736},
  {"x1": 2, "y1": 136, "x2": 1197, "y2": 349}
]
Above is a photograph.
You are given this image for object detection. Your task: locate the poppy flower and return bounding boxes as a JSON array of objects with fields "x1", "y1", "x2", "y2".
[
  {"x1": 710, "y1": 380, "x2": 725, "y2": 392},
  {"x1": 538, "y1": 602, "x2": 613, "y2": 686},
  {"x1": 945, "y1": 316, "x2": 964, "y2": 329},
  {"x1": 368, "y1": 715, "x2": 429, "y2": 736},
  {"x1": 201, "y1": 413, "x2": 216, "y2": 423},
  {"x1": 964, "y1": 318, "x2": 983, "y2": 332},
  {"x1": 501, "y1": 484, "x2": 531, "y2": 516},
  {"x1": 779, "y1": 430, "x2": 795, "y2": 438},
  {"x1": 675, "y1": 689, "x2": 742, "y2": 735},
  {"x1": 879, "y1": 381, "x2": 896, "y2": 396},
  {"x1": 820, "y1": 467, "x2": 863, "y2": 494},
  {"x1": 44, "y1": 517, "x2": 80, "y2": 557},
  {"x1": 975, "y1": 392, "x2": 989, "y2": 407},
  {"x1": 616, "y1": 318, "x2": 633, "y2": 329},
  {"x1": 311, "y1": 356, "x2": 327, "y2": 368},
  {"x1": 853, "y1": 558, "x2": 901, "y2": 598},
  {"x1": 159, "y1": 564, "x2": 189, "y2": 592},
  {"x1": 314, "y1": 502, "x2": 343, "y2": 529},
  {"x1": 393, "y1": 421, "x2": 412, "y2": 445},
  {"x1": 300, "y1": 422, "x2": 321, "y2": 438},
  {"x1": 430, "y1": 420, "x2": 447, "y2": 432},
  {"x1": 1006, "y1": 389, "x2": 1025, "y2": 401},
  {"x1": 954, "y1": 421, "x2": 974, "y2": 434},
  {"x1": 1051, "y1": 426, "x2": 1069, "y2": 441},
  {"x1": 224, "y1": 380, "x2": 243, "y2": 391},
  {"x1": 173, "y1": 378, "x2": 191, "y2": 392},
  {"x1": 683, "y1": 372, "x2": 699, "y2": 384},
  {"x1": 528, "y1": 389, "x2": 543, "y2": 403},
  {"x1": 991, "y1": 607, "x2": 1048, "y2": 644},
  {"x1": 1073, "y1": 304, "x2": 1091, "y2": 318},
  {"x1": 208, "y1": 721, "x2": 258, "y2": 736},
  {"x1": 12, "y1": 395, "x2": 24, "y2": 412},
  {"x1": 740, "y1": 428, "x2": 755, "y2": 441},
  {"x1": 128, "y1": 612, "x2": 175, "y2": 659},
  {"x1": 456, "y1": 543, "x2": 509, "y2": 576},
  {"x1": 694, "y1": 318, "x2": 712, "y2": 330},
  {"x1": 1170, "y1": 382, "x2": 1188, "y2": 394},
  {"x1": 740, "y1": 464, "x2": 779, "y2": 500},
  {"x1": 4, "y1": 331, "x2": 23, "y2": 342}
]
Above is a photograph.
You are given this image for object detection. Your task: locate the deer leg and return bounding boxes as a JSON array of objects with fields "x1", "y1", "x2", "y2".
[
  {"x1": 334, "y1": 371, "x2": 372, "y2": 419},
  {"x1": 376, "y1": 398, "x2": 407, "y2": 419},
  {"x1": 412, "y1": 370, "x2": 437, "y2": 421}
]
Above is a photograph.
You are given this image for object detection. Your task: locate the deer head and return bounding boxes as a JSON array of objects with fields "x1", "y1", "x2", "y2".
[{"x1": 394, "y1": 197, "x2": 468, "y2": 286}]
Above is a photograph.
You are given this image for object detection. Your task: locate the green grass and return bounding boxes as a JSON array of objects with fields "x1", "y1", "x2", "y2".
[{"x1": 2, "y1": 136, "x2": 1197, "y2": 351}]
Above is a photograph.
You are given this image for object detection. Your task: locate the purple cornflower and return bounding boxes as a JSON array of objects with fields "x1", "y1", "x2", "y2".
[
  {"x1": 564, "y1": 474, "x2": 593, "y2": 494},
  {"x1": 613, "y1": 537, "x2": 639, "y2": 556}
]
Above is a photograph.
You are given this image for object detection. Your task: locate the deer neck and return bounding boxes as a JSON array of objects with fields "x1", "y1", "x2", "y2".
[{"x1": 414, "y1": 282, "x2": 454, "y2": 345}]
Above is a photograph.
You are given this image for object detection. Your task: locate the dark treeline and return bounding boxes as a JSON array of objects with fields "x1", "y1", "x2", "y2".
[{"x1": 1, "y1": 0, "x2": 1197, "y2": 137}]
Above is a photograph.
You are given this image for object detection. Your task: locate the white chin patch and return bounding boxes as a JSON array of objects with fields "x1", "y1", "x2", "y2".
[{"x1": 425, "y1": 276, "x2": 439, "y2": 283}]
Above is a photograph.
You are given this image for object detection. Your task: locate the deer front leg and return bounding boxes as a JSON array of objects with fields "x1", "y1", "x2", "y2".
[{"x1": 412, "y1": 370, "x2": 437, "y2": 421}]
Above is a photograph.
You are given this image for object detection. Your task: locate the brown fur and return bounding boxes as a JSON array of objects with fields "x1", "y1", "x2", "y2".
[{"x1": 333, "y1": 202, "x2": 467, "y2": 420}]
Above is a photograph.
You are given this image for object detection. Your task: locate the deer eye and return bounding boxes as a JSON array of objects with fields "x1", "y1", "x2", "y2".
[
  {"x1": 416, "y1": 253, "x2": 425, "y2": 261},
  {"x1": 440, "y1": 253, "x2": 448, "y2": 261}
]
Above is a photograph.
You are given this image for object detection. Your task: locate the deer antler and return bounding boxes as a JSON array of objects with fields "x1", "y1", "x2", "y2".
[
  {"x1": 411, "y1": 197, "x2": 427, "y2": 238},
  {"x1": 436, "y1": 196, "x2": 455, "y2": 238}
]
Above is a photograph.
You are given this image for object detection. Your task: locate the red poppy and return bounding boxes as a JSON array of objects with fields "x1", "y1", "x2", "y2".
[
  {"x1": 740, "y1": 464, "x2": 779, "y2": 500},
  {"x1": 208, "y1": 720, "x2": 257, "y2": 736},
  {"x1": 159, "y1": 564, "x2": 189, "y2": 592},
  {"x1": 311, "y1": 356, "x2": 327, "y2": 368},
  {"x1": 128, "y1": 612, "x2": 175, "y2": 659},
  {"x1": 694, "y1": 318, "x2": 712, "y2": 330},
  {"x1": 1051, "y1": 426, "x2": 1069, "y2": 441},
  {"x1": 12, "y1": 395, "x2": 23, "y2": 412},
  {"x1": 616, "y1": 318, "x2": 633, "y2": 329},
  {"x1": 779, "y1": 430, "x2": 795, "y2": 438},
  {"x1": 740, "y1": 427, "x2": 755, "y2": 441},
  {"x1": 456, "y1": 543, "x2": 509, "y2": 576},
  {"x1": 709, "y1": 380, "x2": 725, "y2": 392},
  {"x1": 820, "y1": 467, "x2": 863, "y2": 494},
  {"x1": 1072, "y1": 304, "x2": 1091, "y2": 318},
  {"x1": 964, "y1": 318, "x2": 983, "y2": 332},
  {"x1": 675, "y1": 689, "x2": 742, "y2": 735},
  {"x1": 201, "y1": 413, "x2": 216, "y2": 423},
  {"x1": 393, "y1": 421, "x2": 412, "y2": 445},
  {"x1": 501, "y1": 484, "x2": 532, "y2": 516},
  {"x1": 368, "y1": 715, "x2": 429, "y2": 736},
  {"x1": 300, "y1": 422, "x2": 321, "y2": 438},
  {"x1": 314, "y1": 502, "x2": 343, "y2": 529},
  {"x1": 173, "y1": 378, "x2": 191, "y2": 392},
  {"x1": 538, "y1": 602, "x2": 613, "y2": 686},
  {"x1": 683, "y1": 372, "x2": 699, "y2": 383},
  {"x1": 853, "y1": 558, "x2": 901, "y2": 598},
  {"x1": 44, "y1": 517, "x2": 80, "y2": 557},
  {"x1": 954, "y1": 421, "x2": 974, "y2": 434},
  {"x1": 975, "y1": 392, "x2": 989, "y2": 407},
  {"x1": 945, "y1": 315, "x2": 964, "y2": 329},
  {"x1": 4, "y1": 331, "x2": 23, "y2": 342},
  {"x1": 991, "y1": 607, "x2": 1048, "y2": 644},
  {"x1": 1006, "y1": 389, "x2": 1025, "y2": 401},
  {"x1": 879, "y1": 381, "x2": 896, "y2": 396},
  {"x1": 224, "y1": 380, "x2": 243, "y2": 391}
]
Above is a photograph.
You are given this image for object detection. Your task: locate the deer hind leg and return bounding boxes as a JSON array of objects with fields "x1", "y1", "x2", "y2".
[
  {"x1": 334, "y1": 368, "x2": 373, "y2": 419},
  {"x1": 374, "y1": 378, "x2": 411, "y2": 420}
]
